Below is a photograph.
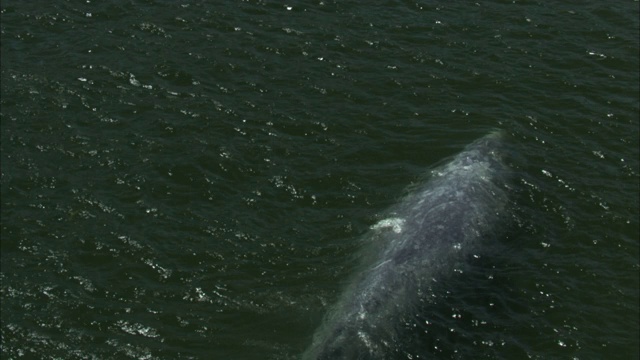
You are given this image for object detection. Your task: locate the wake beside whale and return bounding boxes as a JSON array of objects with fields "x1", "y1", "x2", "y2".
[{"x1": 304, "y1": 131, "x2": 511, "y2": 359}]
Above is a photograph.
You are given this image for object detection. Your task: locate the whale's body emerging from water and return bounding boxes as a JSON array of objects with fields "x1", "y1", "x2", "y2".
[{"x1": 304, "y1": 131, "x2": 511, "y2": 359}]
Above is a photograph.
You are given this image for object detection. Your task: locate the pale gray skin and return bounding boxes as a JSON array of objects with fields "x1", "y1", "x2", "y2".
[{"x1": 304, "y1": 131, "x2": 510, "y2": 359}]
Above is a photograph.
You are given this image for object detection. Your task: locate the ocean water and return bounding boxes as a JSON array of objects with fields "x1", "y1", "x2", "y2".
[{"x1": 1, "y1": 1, "x2": 638, "y2": 359}]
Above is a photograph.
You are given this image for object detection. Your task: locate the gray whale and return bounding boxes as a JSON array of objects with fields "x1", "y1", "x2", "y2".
[{"x1": 304, "y1": 131, "x2": 511, "y2": 359}]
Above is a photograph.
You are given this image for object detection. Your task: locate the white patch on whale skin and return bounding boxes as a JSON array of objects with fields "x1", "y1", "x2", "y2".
[{"x1": 370, "y1": 218, "x2": 405, "y2": 234}]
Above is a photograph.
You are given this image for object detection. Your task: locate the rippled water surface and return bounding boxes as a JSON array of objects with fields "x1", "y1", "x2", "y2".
[{"x1": 1, "y1": 1, "x2": 638, "y2": 359}]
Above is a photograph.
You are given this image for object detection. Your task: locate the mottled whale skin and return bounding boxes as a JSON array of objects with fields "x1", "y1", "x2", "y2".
[{"x1": 304, "y1": 131, "x2": 510, "y2": 359}]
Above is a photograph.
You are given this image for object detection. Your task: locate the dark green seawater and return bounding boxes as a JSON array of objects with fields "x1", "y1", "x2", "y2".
[{"x1": 1, "y1": 1, "x2": 638, "y2": 359}]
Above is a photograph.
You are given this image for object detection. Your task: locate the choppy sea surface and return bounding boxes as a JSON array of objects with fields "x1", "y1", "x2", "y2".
[{"x1": 1, "y1": 1, "x2": 638, "y2": 359}]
